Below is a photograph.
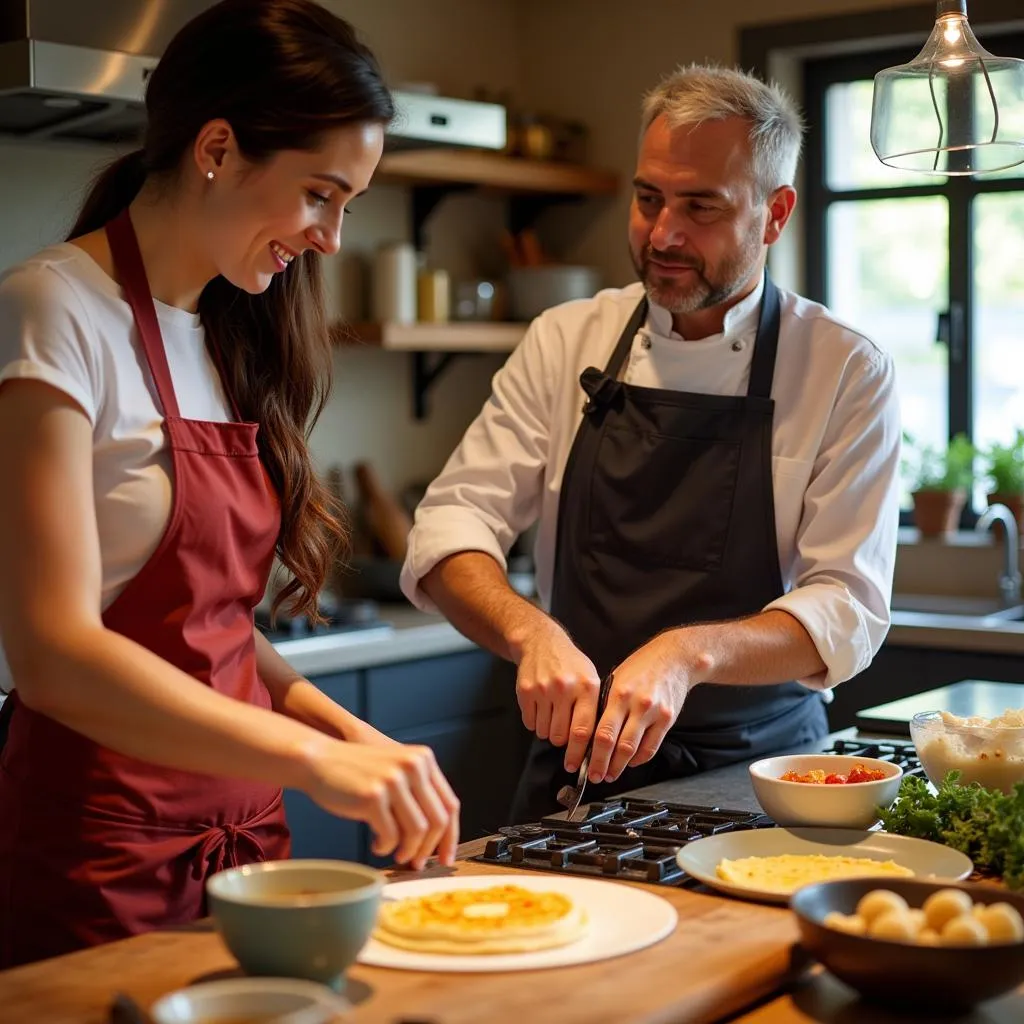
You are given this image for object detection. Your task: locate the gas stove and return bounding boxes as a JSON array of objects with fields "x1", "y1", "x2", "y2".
[
  {"x1": 827, "y1": 737, "x2": 925, "y2": 778},
  {"x1": 254, "y1": 598, "x2": 388, "y2": 644},
  {"x1": 475, "y1": 799, "x2": 775, "y2": 888},
  {"x1": 474, "y1": 739, "x2": 926, "y2": 888}
]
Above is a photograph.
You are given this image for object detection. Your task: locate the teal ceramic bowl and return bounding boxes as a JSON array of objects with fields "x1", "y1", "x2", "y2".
[{"x1": 206, "y1": 859, "x2": 385, "y2": 991}]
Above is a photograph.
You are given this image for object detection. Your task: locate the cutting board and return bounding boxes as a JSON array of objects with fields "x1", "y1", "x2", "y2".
[
  {"x1": 855, "y1": 679, "x2": 1024, "y2": 736},
  {"x1": 0, "y1": 859, "x2": 803, "y2": 1024}
]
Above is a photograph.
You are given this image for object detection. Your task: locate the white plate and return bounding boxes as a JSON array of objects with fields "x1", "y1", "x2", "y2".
[
  {"x1": 357, "y1": 873, "x2": 678, "y2": 973},
  {"x1": 676, "y1": 827, "x2": 974, "y2": 904}
]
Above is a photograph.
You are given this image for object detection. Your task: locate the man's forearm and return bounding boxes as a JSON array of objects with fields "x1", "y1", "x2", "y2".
[
  {"x1": 419, "y1": 551, "x2": 562, "y2": 664},
  {"x1": 665, "y1": 609, "x2": 826, "y2": 687}
]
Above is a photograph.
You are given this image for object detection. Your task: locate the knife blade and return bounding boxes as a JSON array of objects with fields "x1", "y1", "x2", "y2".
[{"x1": 556, "y1": 672, "x2": 614, "y2": 821}]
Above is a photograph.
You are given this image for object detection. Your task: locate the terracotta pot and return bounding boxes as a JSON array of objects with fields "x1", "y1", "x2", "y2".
[
  {"x1": 986, "y1": 493, "x2": 1024, "y2": 542},
  {"x1": 912, "y1": 489, "x2": 967, "y2": 538}
]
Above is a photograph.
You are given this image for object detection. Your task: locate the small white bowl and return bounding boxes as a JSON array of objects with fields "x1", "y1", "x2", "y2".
[
  {"x1": 749, "y1": 754, "x2": 903, "y2": 829},
  {"x1": 150, "y1": 977, "x2": 347, "y2": 1024}
]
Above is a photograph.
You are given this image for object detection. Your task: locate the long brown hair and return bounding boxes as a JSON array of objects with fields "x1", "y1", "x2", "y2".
[{"x1": 68, "y1": 0, "x2": 394, "y2": 620}]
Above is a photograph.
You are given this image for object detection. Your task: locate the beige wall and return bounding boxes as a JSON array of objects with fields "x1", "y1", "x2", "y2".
[
  {"x1": 0, "y1": 0, "x2": 926, "y2": 496},
  {"x1": 517, "y1": 0, "x2": 904, "y2": 292},
  {"x1": 0, "y1": 0, "x2": 523, "y2": 496}
]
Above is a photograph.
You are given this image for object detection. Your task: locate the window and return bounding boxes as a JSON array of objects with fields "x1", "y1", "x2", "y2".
[{"x1": 804, "y1": 34, "x2": 1024, "y2": 510}]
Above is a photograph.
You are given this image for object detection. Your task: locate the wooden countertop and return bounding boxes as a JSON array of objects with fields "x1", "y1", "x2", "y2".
[
  {"x1": 5, "y1": 773, "x2": 1023, "y2": 1023},
  {"x1": 734, "y1": 970, "x2": 1024, "y2": 1024},
  {"x1": 0, "y1": 854, "x2": 802, "y2": 1024}
]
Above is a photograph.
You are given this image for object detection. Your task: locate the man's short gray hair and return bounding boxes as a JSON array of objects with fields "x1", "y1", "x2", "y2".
[{"x1": 640, "y1": 64, "x2": 804, "y2": 198}]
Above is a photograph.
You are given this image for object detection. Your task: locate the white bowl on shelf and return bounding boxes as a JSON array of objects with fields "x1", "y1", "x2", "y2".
[{"x1": 748, "y1": 754, "x2": 903, "y2": 829}]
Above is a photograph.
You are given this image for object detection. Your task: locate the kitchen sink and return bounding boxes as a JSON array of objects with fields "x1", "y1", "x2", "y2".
[{"x1": 890, "y1": 592, "x2": 1024, "y2": 622}]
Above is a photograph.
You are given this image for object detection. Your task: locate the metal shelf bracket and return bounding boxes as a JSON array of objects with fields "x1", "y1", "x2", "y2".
[{"x1": 411, "y1": 350, "x2": 462, "y2": 419}]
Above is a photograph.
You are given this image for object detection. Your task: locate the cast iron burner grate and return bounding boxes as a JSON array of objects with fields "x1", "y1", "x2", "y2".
[
  {"x1": 821, "y1": 738, "x2": 925, "y2": 778},
  {"x1": 476, "y1": 741, "x2": 925, "y2": 887},
  {"x1": 474, "y1": 799, "x2": 775, "y2": 888}
]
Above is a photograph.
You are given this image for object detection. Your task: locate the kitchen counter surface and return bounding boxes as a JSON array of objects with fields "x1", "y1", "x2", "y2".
[
  {"x1": 888, "y1": 609, "x2": 1024, "y2": 654},
  {"x1": 273, "y1": 602, "x2": 1024, "y2": 678},
  {"x1": 7, "y1": 729, "x2": 1021, "y2": 1024},
  {"x1": 269, "y1": 603, "x2": 476, "y2": 676}
]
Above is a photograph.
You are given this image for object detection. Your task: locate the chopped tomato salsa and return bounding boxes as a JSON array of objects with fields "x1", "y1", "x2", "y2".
[{"x1": 779, "y1": 763, "x2": 888, "y2": 784}]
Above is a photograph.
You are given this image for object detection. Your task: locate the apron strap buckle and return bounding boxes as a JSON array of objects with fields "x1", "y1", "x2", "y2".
[{"x1": 580, "y1": 367, "x2": 623, "y2": 416}]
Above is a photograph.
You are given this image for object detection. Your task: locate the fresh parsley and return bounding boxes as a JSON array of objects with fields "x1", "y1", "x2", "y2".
[{"x1": 879, "y1": 771, "x2": 1024, "y2": 891}]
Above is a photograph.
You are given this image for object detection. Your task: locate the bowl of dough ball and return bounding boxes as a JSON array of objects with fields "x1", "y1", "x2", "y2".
[
  {"x1": 911, "y1": 708, "x2": 1024, "y2": 794},
  {"x1": 790, "y1": 878, "x2": 1024, "y2": 1011}
]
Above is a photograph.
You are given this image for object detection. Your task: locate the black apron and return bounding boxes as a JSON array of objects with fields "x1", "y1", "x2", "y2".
[{"x1": 509, "y1": 274, "x2": 827, "y2": 823}]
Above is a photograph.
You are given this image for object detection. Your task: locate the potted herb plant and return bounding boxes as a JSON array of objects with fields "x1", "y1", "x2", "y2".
[
  {"x1": 904, "y1": 432, "x2": 976, "y2": 538},
  {"x1": 984, "y1": 429, "x2": 1024, "y2": 539}
]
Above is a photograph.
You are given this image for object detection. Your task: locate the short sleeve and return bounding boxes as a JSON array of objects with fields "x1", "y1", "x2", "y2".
[{"x1": 0, "y1": 260, "x2": 100, "y2": 424}]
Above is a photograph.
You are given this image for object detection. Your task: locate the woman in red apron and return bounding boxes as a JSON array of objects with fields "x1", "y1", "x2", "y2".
[{"x1": 0, "y1": 0, "x2": 458, "y2": 968}]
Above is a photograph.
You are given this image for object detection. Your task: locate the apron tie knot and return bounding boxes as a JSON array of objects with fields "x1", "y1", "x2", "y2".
[
  {"x1": 580, "y1": 367, "x2": 623, "y2": 415},
  {"x1": 191, "y1": 822, "x2": 267, "y2": 881}
]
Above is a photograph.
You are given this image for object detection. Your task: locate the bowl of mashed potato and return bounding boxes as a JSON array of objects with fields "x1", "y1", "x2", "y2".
[{"x1": 911, "y1": 708, "x2": 1024, "y2": 794}]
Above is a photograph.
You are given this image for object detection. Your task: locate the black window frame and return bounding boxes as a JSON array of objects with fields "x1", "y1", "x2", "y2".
[{"x1": 802, "y1": 33, "x2": 1024, "y2": 459}]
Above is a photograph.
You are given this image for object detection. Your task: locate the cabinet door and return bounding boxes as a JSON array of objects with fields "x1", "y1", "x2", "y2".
[
  {"x1": 925, "y1": 650, "x2": 1024, "y2": 689},
  {"x1": 366, "y1": 649, "x2": 515, "y2": 732},
  {"x1": 826, "y1": 646, "x2": 928, "y2": 731},
  {"x1": 366, "y1": 709, "x2": 528, "y2": 868},
  {"x1": 282, "y1": 671, "x2": 368, "y2": 863}
]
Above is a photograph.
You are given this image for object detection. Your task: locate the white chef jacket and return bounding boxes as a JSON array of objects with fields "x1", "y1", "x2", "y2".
[{"x1": 400, "y1": 278, "x2": 902, "y2": 690}]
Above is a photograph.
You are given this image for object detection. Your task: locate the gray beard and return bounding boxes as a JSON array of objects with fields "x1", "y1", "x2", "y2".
[{"x1": 633, "y1": 237, "x2": 763, "y2": 315}]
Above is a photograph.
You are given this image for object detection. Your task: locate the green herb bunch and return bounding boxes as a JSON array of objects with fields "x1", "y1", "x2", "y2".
[
  {"x1": 879, "y1": 772, "x2": 1024, "y2": 890},
  {"x1": 985, "y1": 429, "x2": 1024, "y2": 495},
  {"x1": 902, "y1": 432, "x2": 976, "y2": 493}
]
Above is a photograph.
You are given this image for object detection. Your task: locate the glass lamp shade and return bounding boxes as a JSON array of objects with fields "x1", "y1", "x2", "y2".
[{"x1": 870, "y1": 0, "x2": 1024, "y2": 175}]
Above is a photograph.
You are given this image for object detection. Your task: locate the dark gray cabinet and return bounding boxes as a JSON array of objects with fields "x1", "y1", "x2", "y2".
[
  {"x1": 826, "y1": 646, "x2": 927, "y2": 731},
  {"x1": 282, "y1": 671, "x2": 364, "y2": 861},
  {"x1": 830, "y1": 643, "x2": 1024, "y2": 732},
  {"x1": 282, "y1": 649, "x2": 529, "y2": 866}
]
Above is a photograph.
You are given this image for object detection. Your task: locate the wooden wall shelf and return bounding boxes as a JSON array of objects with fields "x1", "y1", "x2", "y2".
[
  {"x1": 332, "y1": 321, "x2": 526, "y2": 353},
  {"x1": 331, "y1": 321, "x2": 528, "y2": 419},
  {"x1": 376, "y1": 149, "x2": 619, "y2": 197}
]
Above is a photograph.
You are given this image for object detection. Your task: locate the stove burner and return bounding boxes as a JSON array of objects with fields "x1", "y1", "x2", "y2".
[
  {"x1": 476, "y1": 798, "x2": 774, "y2": 887},
  {"x1": 254, "y1": 598, "x2": 386, "y2": 642},
  {"x1": 823, "y1": 738, "x2": 925, "y2": 778},
  {"x1": 477, "y1": 740, "x2": 925, "y2": 887}
]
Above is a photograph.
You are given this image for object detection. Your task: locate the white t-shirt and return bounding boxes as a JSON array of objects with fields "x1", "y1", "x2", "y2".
[{"x1": 0, "y1": 243, "x2": 233, "y2": 688}]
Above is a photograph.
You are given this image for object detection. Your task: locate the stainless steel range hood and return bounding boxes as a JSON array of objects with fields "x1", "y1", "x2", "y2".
[{"x1": 0, "y1": 0, "x2": 506, "y2": 148}]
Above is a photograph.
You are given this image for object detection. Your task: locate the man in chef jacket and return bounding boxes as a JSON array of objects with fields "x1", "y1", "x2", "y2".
[{"x1": 400, "y1": 63, "x2": 902, "y2": 822}]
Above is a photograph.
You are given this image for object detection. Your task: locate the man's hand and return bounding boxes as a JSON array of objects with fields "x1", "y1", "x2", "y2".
[
  {"x1": 586, "y1": 629, "x2": 713, "y2": 783},
  {"x1": 514, "y1": 620, "x2": 601, "y2": 773}
]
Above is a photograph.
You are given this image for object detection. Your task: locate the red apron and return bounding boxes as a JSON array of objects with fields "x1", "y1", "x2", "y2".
[{"x1": 0, "y1": 209, "x2": 290, "y2": 968}]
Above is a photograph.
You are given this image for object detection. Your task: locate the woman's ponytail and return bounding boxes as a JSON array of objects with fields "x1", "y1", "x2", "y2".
[{"x1": 66, "y1": 149, "x2": 147, "y2": 240}]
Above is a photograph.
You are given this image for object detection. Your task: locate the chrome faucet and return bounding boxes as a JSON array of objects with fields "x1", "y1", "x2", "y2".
[{"x1": 975, "y1": 503, "x2": 1022, "y2": 605}]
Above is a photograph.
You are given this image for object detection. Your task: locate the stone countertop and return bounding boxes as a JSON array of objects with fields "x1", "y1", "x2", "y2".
[
  {"x1": 887, "y1": 610, "x2": 1024, "y2": 654},
  {"x1": 269, "y1": 602, "x2": 476, "y2": 676},
  {"x1": 272, "y1": 602, "x2": 1024, "y2": 679}
]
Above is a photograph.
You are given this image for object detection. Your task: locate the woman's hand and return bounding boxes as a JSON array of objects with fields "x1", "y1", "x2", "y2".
[{"x1": 304, "y1": 738, "x2": 460, "y2": 870}]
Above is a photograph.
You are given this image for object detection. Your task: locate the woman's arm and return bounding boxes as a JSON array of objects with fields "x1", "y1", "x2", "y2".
[
  {"x1": 254, "y1": 629, "x2": 388, "y2": 745},
  {"x1": 0, "y1": 380, "x2": 457, "y2": 866}
]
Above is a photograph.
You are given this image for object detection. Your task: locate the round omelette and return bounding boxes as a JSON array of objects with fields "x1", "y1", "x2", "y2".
[
  {"x1": 373, "y1": 883, "x2": 589, "y2": 955},
  {"x1": 716, "y1": 853, "x2": 914, "y2": 895}
]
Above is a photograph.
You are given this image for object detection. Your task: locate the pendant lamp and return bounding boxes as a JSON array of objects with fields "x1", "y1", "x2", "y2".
[{"x1": 870, "y1": 0, "x2": 1024, "y2": 175}]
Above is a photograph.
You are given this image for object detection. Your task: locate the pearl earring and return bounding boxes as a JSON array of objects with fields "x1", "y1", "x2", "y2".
[{"x1": 206, "y1": 170, "x2": 215, "y2": 181}]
